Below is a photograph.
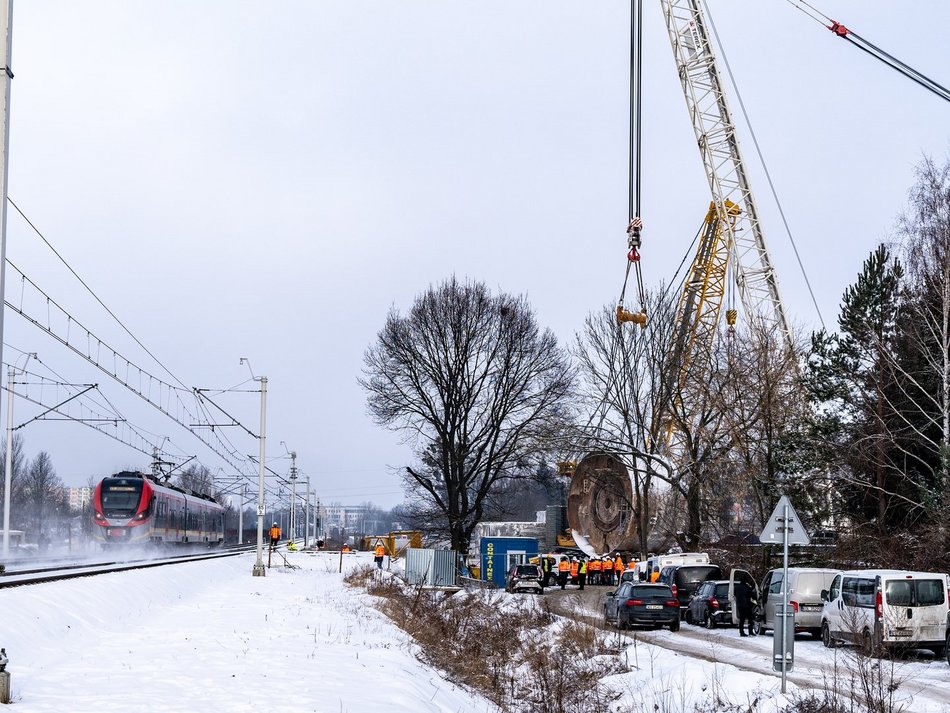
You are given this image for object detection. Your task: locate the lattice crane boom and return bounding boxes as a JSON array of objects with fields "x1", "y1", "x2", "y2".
[{"x1": 659, "y1": 0, "x2": 792, "y2": 348}]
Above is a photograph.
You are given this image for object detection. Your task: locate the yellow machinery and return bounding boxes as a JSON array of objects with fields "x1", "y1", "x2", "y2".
[{"x1": 361, "y1": 530, "x2": 422, "y2": 557}]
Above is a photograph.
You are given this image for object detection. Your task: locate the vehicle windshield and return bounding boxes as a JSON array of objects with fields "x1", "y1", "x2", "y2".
[
  {"x1": 631, "y1": 586, "x2": 673, "y2": 598},
  {"x1": 100, "y1": 479, "x2": 143, "y2": 515}
]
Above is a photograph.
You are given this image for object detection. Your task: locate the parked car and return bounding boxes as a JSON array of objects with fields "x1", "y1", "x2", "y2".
[
  {"x1": 658, "y1": 564, "x2": 722, "y2": 613},
  {"x1": 603, "y1": 582, "x2": 680, "y2": 631},
  {"x1": 751, "y1": 568, "x2": 838, "y2": 638},
  {"x1": 505, "y1": 564, "x2": 544, "y2": 594},
  {"x1": 820, "y1": 569, "x2": 949, "y2": 655},
  {"x1": 685, "y1": 580, "x2": 733, "y2": 628}
]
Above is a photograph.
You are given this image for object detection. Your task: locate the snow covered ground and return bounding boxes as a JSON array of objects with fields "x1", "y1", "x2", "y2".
[
  {"x1": 3, "y1": 551, "x2": 948, "y2": 712},
  {"x1": 1, "y1": 551, "x2": 494, "y2": 712}
]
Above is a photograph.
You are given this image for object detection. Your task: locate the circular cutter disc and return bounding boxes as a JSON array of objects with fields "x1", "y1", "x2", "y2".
[{"x1": 567, "y1": 452, "x2": 640, "y2": 554}]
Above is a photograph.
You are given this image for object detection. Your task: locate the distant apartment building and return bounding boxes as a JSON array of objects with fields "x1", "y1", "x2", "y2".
[{"x1": 67, "y1": 486, "x2": 93, "y2": 511}]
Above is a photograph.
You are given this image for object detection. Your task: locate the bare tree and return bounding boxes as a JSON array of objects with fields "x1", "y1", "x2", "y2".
[
  {"x1": 710, "y1": 318, "x2": 809, "y2": 550},
  {"x1": 0, "y1": 433, "x2": 26, "y2": 525},
  {"x1": 176, "y1": 463, "x2": 218, "y2": 498},
  {"x1": 896, "y1": 155, "x2": 950, "y2": 514},
  {"x1": 360, "y1": 277, "x2": 575, "y2": 553},
  {"x1": 21, "y1": 451, "x2": 66, "y2": 537},
  {"x1": 573, "y1": 293, "x2": 675, "y2": 557}
]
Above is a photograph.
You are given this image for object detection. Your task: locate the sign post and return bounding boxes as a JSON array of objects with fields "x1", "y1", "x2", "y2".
[{"x1": 759, "y1": 495, "x2": 809, "y2": 694}]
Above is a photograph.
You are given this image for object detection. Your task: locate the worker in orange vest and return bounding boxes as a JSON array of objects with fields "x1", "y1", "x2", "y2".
[
  {"x1": 557, "y1": 556, "x2": 571, "y2": 590},
  {"x1": 374, "y1": 541, "x2": 386, "y2": 569},
  {"x1": 588, "y1": 557, "x2": 602, "y2": 585},
  {"x1": 613, "y1": 554, "x2": 624, "y2": 585},
  {"x1": 569, "y1": 557, "x2": 579, "y2": 585},
  {"x1": 269, "y1": 522, "x2": 281, "y2": 548},
  {"x1": 650, "y1": 566, "x2": 661, "y2": 583},
  {"x1": 341, "y1": 543, "x2": 351, "y2": 553},
  {"x1": 602, "y1": 556, "x2": 614, "y2": 586}
]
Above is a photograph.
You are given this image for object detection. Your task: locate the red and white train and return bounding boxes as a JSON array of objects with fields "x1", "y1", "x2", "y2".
[{"x1": 92, "y1": 471, "x2": 225, "y2": 546}]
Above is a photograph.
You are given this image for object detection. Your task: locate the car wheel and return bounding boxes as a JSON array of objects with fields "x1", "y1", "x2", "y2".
[
  {"x1": 670, "y1": 620, "x2": 680, "y2": 632},
  {"x1": 616, "y1": 614, "x2": 627, "y2": 631},
  {"x1": 685, "y1": 610, "x2": 693, "y2": 625},
  {"x1": 821, "y1": 622, "x2": 836, "y2": 649},
  {"x1": 750, "y1": 618, "x2": 762, "y2": 636},
  {"x1": 861, "y1": 630, "x2": 875, "y2": 657},
  {"x1": 704, "y1": 610, "x2": 716, "y2": 630},
  {"x1": 945, "y1": 632, "x2": 950, "y2": 666}
]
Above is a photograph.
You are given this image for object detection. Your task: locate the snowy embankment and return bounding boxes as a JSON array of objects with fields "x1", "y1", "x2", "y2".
[
  {"x1": 5, "y1": 551, "x2": 946, "y2": 712},
  {"x1": 0, "y1": 551, "x2": 493, "y2": 713}
]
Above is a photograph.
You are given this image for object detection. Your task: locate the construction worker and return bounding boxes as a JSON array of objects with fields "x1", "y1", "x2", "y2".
[
  {"x1": 269, "y1": 522, "x2": 281, "y2": 548},
  {"x1": 374, "y1": 540, "x2": 386, "y2": 569},
  {"x1": 541, "y1": 556, "x2": 554, "y2": 587},
  {"x1": 614, "y1": 554, "x2": 624, "y2": 585},
  {"x1": 588, "y1": 556, "x2": 601, "y2": 585},
  {"x1": 627, "y1": 558, "x2": 637, "y2": 571},
  {"x1": 557, "y1": 556, "x2": 571, "y2": 589},
  {"x1": 570, "y1": 557, "x2": 579, "y2": 585},
  {"x1": 341, "y1": 543, "x2": 351, "y2": 553},
  {"x1": 602, "y1": 555, "x2": 614, "y2": 586},
  {"x1": 578, "y1": 558, "x2": 588, "y2": 591},
  {"x1": 650, "y1": 565, "x2": 661, "y2": 583}
]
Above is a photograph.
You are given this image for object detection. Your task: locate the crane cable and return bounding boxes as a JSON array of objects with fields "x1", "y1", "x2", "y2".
[
  {"x1": 783, "y1": 0, "x2": 950, "y2": 104},
  {"x1": 618, "y1": 0, "x2": 647, "y2": 326}
]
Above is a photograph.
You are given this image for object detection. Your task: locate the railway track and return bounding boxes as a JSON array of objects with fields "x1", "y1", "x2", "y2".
[{"x1": 0, "y1": 544, "x2": 259, "y2": 588}]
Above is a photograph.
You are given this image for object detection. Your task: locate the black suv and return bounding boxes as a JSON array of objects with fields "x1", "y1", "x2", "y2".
[{"x1": 658, "y1": 564, "x2": 722, "y2": 612}]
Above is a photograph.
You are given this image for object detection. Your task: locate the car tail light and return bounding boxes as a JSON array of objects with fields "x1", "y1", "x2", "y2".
[
  {"x1": 875, "y1": 590, "x2": 883, "y2": 618},
  {"x1": 665, "y1": 599, "x2": 679, "y2": 607},
  {"x1": 671, "y1": 584, "x2": 677, "y2": 597},
  {"x1": 790, "y1": 600, "x2": 799, "y2": 613},
  {"x1": 626, "y1": 599, "x2": 644, "y2": 607},
  {"x1": 710, "y1": 597, "x2": 719, "y2": 609}
]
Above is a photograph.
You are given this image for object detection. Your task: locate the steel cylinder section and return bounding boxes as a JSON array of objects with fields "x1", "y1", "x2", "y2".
[{"x1": 567, "y1": 453, "x2": 641, "y2": 554}]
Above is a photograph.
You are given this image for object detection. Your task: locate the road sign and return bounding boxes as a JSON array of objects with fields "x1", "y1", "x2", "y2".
[
  {"x1": 759, "y1": 495, "x2": 810, "y2": 546},
  {"x1": 257, "y1": 505, "x2": 265, "y2": 516}
]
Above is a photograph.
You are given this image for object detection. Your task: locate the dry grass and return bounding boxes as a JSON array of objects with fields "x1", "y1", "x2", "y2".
[{"x1": 345, "y1": 565, "x2": 625, "y2": 713}]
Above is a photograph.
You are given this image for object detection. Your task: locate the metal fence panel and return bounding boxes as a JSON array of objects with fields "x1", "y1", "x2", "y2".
[{"x1": 405, "y1": 547, "x2": 457, "y2": 587}]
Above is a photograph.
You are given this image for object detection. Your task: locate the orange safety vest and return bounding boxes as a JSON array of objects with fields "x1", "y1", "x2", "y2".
[
  {"x1": 614, "y1": 556, "x2": 624, "y2": 572},
  {"x1": 650, "y1": 570, "x2": 660, "y2": 582},
  {"x1": 342, "y1": 544, "x2": 351, "y2": 553},
  {"x1": 558, "y1": 558, "x2": 571, "y2": 572},
  {"x1": 269, "y1": 526, "x2": 280, "y2": 540},
  {"x1": 374, "y1": 544, "x2": 385, "y2": 557},
  {"x1": 627, "y1": 560, "x2": 637, "y2": 570},
  {"x1": 570, "y1": 561, "x2": 579, "y2": 577},
  {"x1": 588, "y1": 559, "x2": 601, "y2": 572},
  {"x1": 602, "y1": 559, "x2": 613, "y2": 572}
]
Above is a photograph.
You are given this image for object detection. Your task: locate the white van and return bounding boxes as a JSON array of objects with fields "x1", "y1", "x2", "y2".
[
  {"x1": 633, "y1": 552, "x2": 710, "y2": 581},
  {"x1": 820, "y1": 570, "x2": 949, "y2": 654},
  {"x1": 753, "y1": 568, "x2": 838, "y2": 638}
]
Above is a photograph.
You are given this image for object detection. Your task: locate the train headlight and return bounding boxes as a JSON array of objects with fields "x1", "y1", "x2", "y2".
[{"x1": 94, "y1": 511, "x2": 106, "y2": 522}]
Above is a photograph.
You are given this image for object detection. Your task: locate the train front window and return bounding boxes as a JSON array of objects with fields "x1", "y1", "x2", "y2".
[{"x1": 101, "y1": 480, "x2": 143, "y2": 515}]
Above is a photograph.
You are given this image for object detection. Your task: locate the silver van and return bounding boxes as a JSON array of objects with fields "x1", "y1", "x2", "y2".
[
  {"x1": 820, "y1": 569, "x2": 949, "y2": 654},
  {"x1": 751, "y1": 568, "x2": 837, "y2": 638}
]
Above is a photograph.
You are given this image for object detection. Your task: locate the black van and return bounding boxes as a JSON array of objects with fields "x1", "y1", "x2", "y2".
[{"x1": 659, "y1": 564, "x2": 722, "y2": 612}]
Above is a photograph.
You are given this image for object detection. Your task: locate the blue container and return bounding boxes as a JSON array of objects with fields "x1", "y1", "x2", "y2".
[{"x1": 479, "y1": 536, "x2": 540, "y2": 587}]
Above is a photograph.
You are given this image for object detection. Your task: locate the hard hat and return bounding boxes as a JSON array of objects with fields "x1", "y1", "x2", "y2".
[{"x1": 273, "y1": 522, "x2": 278, "y2": 526}]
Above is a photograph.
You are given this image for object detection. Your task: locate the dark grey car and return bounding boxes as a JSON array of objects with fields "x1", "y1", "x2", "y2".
[{"x1": 604, "y1": 582, "x2": 680, "y2": 631}]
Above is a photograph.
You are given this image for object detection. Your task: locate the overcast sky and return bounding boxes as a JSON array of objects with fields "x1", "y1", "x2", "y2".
[{"x1": 2, "y1": 1, "x2": 947, "y2": 510}]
